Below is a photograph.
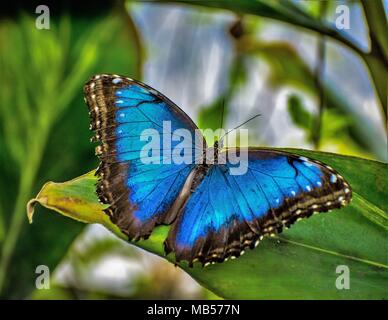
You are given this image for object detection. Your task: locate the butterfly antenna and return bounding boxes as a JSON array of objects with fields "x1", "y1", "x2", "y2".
[{"x1": 220, "y1": 113, "x2": 261, "y2": 141}]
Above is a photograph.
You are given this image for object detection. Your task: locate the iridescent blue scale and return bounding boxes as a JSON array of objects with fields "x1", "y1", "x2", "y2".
[
  {"x1": 84, "y1": 74, "x2": 352, "y2": 266},
  {"x1": 174, "y1": 153, "x2": 327, "y2": 247}
]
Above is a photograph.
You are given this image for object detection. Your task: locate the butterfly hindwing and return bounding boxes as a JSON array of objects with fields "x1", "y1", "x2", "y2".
[
  {"x1": 165, "y1": 149, "x2": 352, "y2": 266},
  {"x1": 84, "y1": 74, "x2": 204, "y2": 240}
]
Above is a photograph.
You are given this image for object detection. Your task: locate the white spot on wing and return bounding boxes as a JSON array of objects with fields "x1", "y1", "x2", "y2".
[{"x1": 303, "y1": 161, "x2": 314, "y2": 167}]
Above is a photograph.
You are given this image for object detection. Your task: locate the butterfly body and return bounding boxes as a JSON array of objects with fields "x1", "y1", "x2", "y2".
[{"x1": 84, "y1": 74, "x2": 352, "y2": 266}]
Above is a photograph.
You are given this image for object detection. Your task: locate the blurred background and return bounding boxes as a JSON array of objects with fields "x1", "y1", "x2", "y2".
[{"x1": 0, "y1": 0, "x2": 386, "y2": 299}]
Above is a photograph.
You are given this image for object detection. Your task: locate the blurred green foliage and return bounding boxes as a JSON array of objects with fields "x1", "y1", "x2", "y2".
[
  {"x1": 0, "y1": 1, "x2": 141, "y2": 297},
  {"x1": 169, "y1": 0, "x2": 387, "y2": 121}
]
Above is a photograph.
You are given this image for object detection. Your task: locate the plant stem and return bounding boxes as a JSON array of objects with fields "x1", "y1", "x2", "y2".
[
  {"x1": 0, "y1": 212, "x2": 4, "y2": 244},
  {"x1": 312, "y1": 1, "x2": 327, "y2": 149},
  {"x1": 0, "y1": 126, "x2": 49, "y2": 295},
  {"x1": 359, "y1": 0, "x2": 388, "y2": 122}
]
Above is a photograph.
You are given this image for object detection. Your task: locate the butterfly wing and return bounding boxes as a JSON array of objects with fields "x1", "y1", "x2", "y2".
[
  {"x1": 84, "y1": 74, "x2": 204, "y2": 240},
  {"x1": 165, "y1": 148, "x2": 352, "y2": 266}
]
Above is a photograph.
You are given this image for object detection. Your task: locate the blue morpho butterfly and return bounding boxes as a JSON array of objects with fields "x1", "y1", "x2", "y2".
[{"x1": 84, "y1": 74, "x2": 352, "y2": 267}]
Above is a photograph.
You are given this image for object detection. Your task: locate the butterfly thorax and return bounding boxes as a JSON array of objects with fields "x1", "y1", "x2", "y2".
[
  {"x1": 202, "y1": 140, "x2": 220, "y2": 165},
  {"x1": 213, "y1": 140, "x2": 220, "y2": 163},
  {"x1": 193, "y1": 142, "x2": 220, "y2": 193}
]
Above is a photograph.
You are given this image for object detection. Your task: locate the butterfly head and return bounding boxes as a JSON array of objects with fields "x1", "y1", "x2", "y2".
[{"x1": 202, "y1": 140, "x2": 222, "y2": 165}]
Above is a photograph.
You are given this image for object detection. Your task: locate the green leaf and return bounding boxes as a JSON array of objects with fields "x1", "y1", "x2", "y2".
[
  {"x1": 0, "y1": 5, "x2": 142, "y2": 298},
  {"x1": 197, "y1": 96, "x2": 227, "y2": 133},
  {"x1": 287, "y1": 95, "x2": 313, "y2": 131},
  {"x1": 27, "y1": 150, "x2": 388, "y2": 299},
  {"x1": 27, "y1": 172, "x2": 125, "y2": 240},
  {"x1": 287, "y1": 95, "x2": 355, "y2": 150}
]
